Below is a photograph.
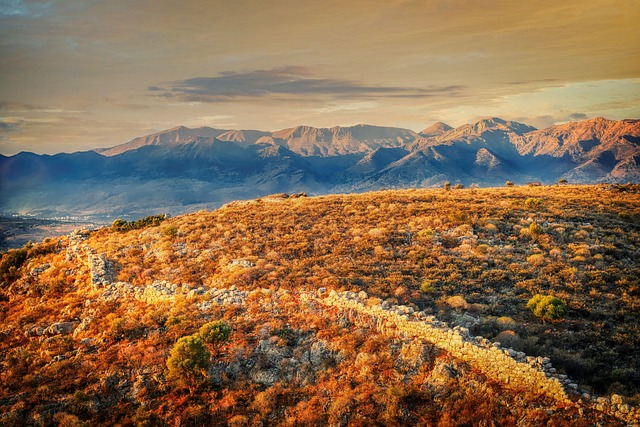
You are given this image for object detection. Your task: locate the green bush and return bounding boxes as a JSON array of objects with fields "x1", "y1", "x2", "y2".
[
  {"x1": 420, "y1": 279, "x2": 435, "y2": 294},
  {"x1": 529, "y1": 221, "x2": 544, "y2": 235},
  {"x1": 162, "y1": 225, "x2": 178, "y2": 238},
  {"x1": 198, "y1": 321, "x2": 231, "y2": 345},
  {"x1": 166, "y1": 335, "x2": 210, "y2": 391},
  {"x1": 527, "y1": 294, "x2": 567, "y2": 321},
  {"x1": 524, "y1": 197, "x2": 543, "y2": 209},
  {"x1": 0, "y1": 247, "x2": 28, "y2": 284},
  {"x1": 112, "y1": 214, "x2": 169, "y2": 232}
]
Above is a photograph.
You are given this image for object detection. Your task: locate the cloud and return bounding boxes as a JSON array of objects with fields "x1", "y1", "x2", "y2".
[
  {"x1": 149, "y1": 66, "x2": 464, "y2": 102},
  {"x1": 0, "y1": 101, "x2": 41, "y2": 111},
  {"x1": 568, "y1": 113, "x2": 587, "y2": 120},
  {"x1": 0, "y1": 120, "x2": 21, "y2": 131},
  {"x1": 0, "y1": 101, "x2": 85, "y2": 114},
  {"x1": 0, "y1": 0, "x2": 26, "y2": 16}
]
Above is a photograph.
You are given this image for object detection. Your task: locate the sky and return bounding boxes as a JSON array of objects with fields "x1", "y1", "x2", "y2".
[{"x1": 0, "y1": 0, "x2": 639, "y2": 155}]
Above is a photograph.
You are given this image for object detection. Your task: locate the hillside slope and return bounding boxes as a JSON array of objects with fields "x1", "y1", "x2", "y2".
[{"x1": 1, "y1": 185, "x2": 639, "y2": 425}]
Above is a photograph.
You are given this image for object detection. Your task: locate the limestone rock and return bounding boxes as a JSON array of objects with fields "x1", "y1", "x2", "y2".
[{"x1": 45, "y1": 322, "x2": 74, "y2": 336}]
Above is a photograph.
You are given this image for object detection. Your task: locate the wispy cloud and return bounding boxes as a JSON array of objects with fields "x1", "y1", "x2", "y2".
[
  {"x1": 149, "y1": 66, "x2": 465, "y2": 102},
  {"x1": 0, "y1": 101, "x2": 85, "y2": 114},
  {"x1": 568, "y1": 113, "x2": 588, "y2": 120},
  {"x1": 0, "y1": 0, "x2": 27, "y2": 16}
]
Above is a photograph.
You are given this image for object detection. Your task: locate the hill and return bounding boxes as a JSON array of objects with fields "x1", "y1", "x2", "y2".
[
  {"x1": 1, "y1": 117, "x2": 639, "y2": 222},
  {"x1": 1, "y1": 185, "x2": 639, "y2": 425}
]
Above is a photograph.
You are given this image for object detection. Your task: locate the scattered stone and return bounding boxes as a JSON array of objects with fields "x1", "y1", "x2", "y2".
[
  {"x1": 25, "y1": 326, "x2": 45, "y2": 337},
  {"x1": 29, "y1": 263, "x2": 50, "y2": 276},
  {"x1": 88, "y1": 254, "x2": 116, "y2": 288},
  {"x1": 44, "y1": 322, "x2": 74, "y2": 336}
]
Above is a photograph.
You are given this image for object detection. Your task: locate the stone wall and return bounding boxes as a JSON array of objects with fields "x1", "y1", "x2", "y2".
[
  {"x1": 304, "y1": 290, "x2": 640, "y2": 424},
  {"x1": 306, "y1": 290, "x2": 569, "y2": 403},
  {"x1": 97, "y1": 280, "x2": 247, "y2": 308}
]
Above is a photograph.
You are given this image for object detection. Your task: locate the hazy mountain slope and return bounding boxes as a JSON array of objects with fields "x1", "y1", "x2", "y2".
[
  {"x1": 0, "y1": 139, "x2": 326, "y2": 218},
  {"x1": 216, "y1": 129, "x2": 271, "y2": 145},
  {"x1": 517, "y1": 117, "x2": 640, "y2": 182},
  {"x1": 353, "y1": 118, "x2": 536, "y2": 187},
  {"x1": 344, "y1": 147, "x2": 410, "y2": 175},
  {"x1": 97, "y1": 126, "x2": 232, "y2": 156},
  {"x1": 258, "y1": 124, "x2": 419, "y2": 156},
  {"x1": 2, "y1": 118, "x2": 639, "y2": 219}
]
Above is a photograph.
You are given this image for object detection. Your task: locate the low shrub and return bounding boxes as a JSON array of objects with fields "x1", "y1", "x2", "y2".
[
  {"x1": 198, "y1": 320, "x2": 231, "y2": 345},
  {"x1": 112, "y1": 214, "x2": 169, "y2": 232},
  {"x1": 527, "y1": 294, "x2": 567, "y2": 321}
]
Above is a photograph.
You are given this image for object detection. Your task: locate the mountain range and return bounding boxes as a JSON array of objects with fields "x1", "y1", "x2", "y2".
[{"x1": 1, "y1": 117, "x2": 639, "y2": 219}]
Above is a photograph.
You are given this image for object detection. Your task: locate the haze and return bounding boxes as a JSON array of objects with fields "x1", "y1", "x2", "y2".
[{"x1": 0, "y1": 0, "x2": 639, "y2": 155}]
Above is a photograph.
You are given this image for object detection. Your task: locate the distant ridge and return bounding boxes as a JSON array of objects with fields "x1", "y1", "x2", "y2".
[
  {"x1": 420, "y1": 122, "x2": 453, "y2": 137},
  {"x1": 2, "y1": 117, "x2": 639, "y2": 218},
  {"x1": 97, "y1": 126, "x2": 269, "y2": 156}
]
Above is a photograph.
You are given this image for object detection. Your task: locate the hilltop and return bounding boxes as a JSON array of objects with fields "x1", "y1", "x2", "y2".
[
  {"x1": 1, "y1": 184, "x2": 639, "y2": 425},
  {"x1": 1, "y1": 117, "x2": 639, "y2": 222}
]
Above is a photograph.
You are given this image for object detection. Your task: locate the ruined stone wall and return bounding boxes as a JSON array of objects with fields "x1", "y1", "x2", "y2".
[
  {"x1": 305, "y1": 290, "x2": 640, "y2": 423},
  {"x1": 306, "y1": 290, "x2": 569, "y2": 403}
]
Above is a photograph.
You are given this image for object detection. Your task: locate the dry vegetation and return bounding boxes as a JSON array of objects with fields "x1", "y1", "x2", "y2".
[{"x1": 0, "y1": 184, "x2": 639, "y2": 426}]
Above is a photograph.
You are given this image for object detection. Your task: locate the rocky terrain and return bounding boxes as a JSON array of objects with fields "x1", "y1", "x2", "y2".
[{"x1": 1, "y1": 184, "x2": 639, "y2": 425}]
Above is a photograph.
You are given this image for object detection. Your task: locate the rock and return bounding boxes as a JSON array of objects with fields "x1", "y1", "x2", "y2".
[
  {"x1": 88, "y1": 254, "x2": 115, "y2": 288},
  {"x1": 30, "y1": 263, "x2": 50, "y2": 276},
  {"x1": 250, "y1": 369, "x2": 280, "y2": 386},
  {"x1": 45, "y1": 322, "x2": 74, "y2": 336},
  {"x1": 611, "y1": 394, "x2": 624, "y2": 405},
  {"x1": 494, "y1": 330, "x2": 521, "y2": 349},
  {"x1": 25, "y1": 326, "x2": 45, "y2": 337},
  {"x1": 429, "y1": 360, "x2": 459, "y2": 385},
  {"x1": 309, "y1": 341, "x2": 332, "y2": 366}
]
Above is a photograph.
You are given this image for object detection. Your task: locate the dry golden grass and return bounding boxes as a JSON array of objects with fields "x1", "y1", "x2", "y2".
[{"x1": 0, "y1": 184, "x2": 638, "y2": 425}]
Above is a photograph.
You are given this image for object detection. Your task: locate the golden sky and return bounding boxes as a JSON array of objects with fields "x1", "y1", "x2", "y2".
[{"x1": 1, "y1": 0, "x2": 639, "y2": 154}]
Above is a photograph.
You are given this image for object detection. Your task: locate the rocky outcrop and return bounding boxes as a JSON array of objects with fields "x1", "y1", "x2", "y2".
[
  {"x1": 44, "y1": 322, "x2": 74, "y2": 336},
  {"x1": 209, "y1": 335, "x2": 337, "y2": 388}
]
